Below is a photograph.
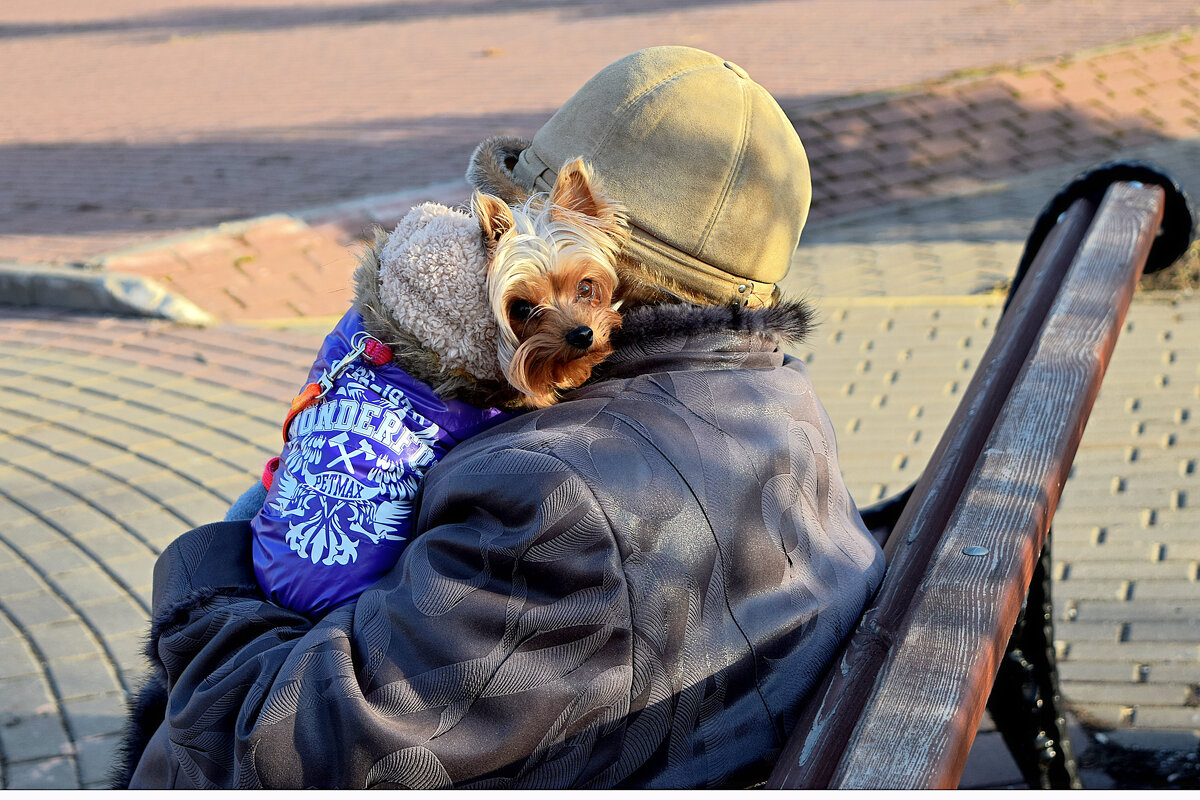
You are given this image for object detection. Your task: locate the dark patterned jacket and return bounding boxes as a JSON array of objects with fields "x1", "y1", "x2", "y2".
[{"x1": 118, "y1": 301, "x2": 886, "y2": 789}]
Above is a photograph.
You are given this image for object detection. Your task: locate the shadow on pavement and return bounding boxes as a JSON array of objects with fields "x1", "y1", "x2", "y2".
[
  {"x1": 0, "y1": 0, "x2": 779, "y2": 41},
  {"x1": 0, "y1": 93, "x2": 1172, "y2": 248}
]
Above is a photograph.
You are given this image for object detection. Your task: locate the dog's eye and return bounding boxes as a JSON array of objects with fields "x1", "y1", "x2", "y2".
[
  {"x1": 509, "y1": 299, "x2": 534, "y2": 321},
  {"x1": 576, "y1": 280, "x2": 594, "y2": 299}
]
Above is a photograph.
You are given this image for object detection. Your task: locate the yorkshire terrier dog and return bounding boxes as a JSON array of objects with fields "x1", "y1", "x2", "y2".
[
  {"x1": 252, "y1": 158, "x2": 628, "y2": 614},
  {"x1": 475, "y1": 157, "x2": 626, "y2": 408},
  {"x1": 349, "y1": 156, "x2": 628, "y2": 410}
]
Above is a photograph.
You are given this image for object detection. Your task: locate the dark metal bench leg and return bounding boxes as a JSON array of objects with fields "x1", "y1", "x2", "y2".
[{"x1": 986, "y1": 533, "x2": 1083, "y2": 789}]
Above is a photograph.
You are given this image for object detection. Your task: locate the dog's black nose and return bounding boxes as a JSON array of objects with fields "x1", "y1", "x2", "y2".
[{"x1": 565, "y1": 325, "x2": 594, "y2": 350}]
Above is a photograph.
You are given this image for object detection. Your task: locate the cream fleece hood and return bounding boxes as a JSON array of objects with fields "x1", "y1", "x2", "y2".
[{"x1": 353, "y1": 202, "x2": 507, "y2": 404}]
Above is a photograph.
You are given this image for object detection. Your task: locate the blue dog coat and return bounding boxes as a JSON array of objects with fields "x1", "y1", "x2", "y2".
[{"x1": 252, "y1": 309, "x2": 509, "y2": 615}]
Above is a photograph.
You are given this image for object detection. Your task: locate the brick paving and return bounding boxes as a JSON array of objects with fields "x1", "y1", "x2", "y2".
[
  {"x1": 7, "y1": 292, "x2": 1198, "y2": 787},
  {"x1": 3, "y1": 0, "x2": 1197, "y2": 266},
  {"x1": 98, "y1": 216, "x2": 362, "y2": 323},
  {"x1": 0, "y1": 312, "x2": 319, "y2": 788},
  {"x1": 792, "y1": 30, "x2": 1200, "y2": 219},
  {"x1": 87, "y1": 27, "x2": 1200, "y2": 323}
]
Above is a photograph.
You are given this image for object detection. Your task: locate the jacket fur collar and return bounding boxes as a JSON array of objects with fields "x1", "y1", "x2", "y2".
[
  {"x1": 612, "y1": 298, "x2": 814, "y2": 347},
  {"x1": 593, "y1": 297, "x2": 814, "y2": 383}
]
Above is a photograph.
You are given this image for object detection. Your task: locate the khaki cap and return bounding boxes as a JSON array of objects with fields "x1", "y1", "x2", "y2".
[{"x1": 513, "y1": 46, "x2": 810, "y2": 307}]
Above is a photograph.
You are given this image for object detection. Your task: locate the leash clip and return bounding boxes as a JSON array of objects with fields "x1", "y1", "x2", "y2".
[
  {"x1": 317, "y1": 336, "x2": 371, "y2": 398},
  {"x1": 281, "y1": 332, "x2": 388, "y2": 444}
]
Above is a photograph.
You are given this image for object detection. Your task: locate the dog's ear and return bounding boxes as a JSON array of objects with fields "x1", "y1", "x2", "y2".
[
  {"x1": 472, "y1": 191, "x2": 515, "y2": 245},
  {"x1": 550, "y1": 158, "x2": 629, "y2": 245}
]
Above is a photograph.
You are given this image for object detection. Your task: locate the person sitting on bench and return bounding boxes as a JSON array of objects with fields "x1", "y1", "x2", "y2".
[{"x1": 116, "y1": 47, "x2": 886, "y2": 789}]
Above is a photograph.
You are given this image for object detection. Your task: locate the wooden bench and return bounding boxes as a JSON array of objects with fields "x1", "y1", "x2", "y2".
[{"x1": 767, "y1": 164, "x2": 1193, "y2": 790}]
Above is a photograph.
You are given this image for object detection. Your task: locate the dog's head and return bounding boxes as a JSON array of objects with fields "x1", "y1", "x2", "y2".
[{"x1": 473, "y1": 158, "x2": 628, "y2": 408}]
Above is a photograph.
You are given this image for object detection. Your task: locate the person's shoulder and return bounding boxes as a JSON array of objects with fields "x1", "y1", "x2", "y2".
[
  {"x1": 425, "y1": 388, "x2": 680, "y2": 511},
  {"x1": 439, "y1": 393, "x2": 634, "y2": 469},
  {"x1": 414, "y1": 397, "x2": 635, "y2": 551}
]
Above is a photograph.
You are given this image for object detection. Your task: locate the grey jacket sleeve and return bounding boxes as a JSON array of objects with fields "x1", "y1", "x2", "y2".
[{"x1": 129, "y1": 444, "x2": 632, "y2": 789}]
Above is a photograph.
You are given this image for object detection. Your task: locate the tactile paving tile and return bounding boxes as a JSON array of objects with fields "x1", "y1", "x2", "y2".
[
  {"x1": 789, "y1": 295, "x2": 1200, "y2": 735},
  {"x1": 787, "y1": 298, "x2": 1002, "y2": 503},
  {"x1": 788, "y1": 240, "x2": 1024, "y2": 298},
  {"x1": 1051, "y1": 299, "x2": 1200, "y2": 733}
]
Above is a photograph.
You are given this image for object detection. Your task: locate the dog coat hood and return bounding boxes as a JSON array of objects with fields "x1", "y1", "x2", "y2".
[{"x1": 252, "y1": 309, "x2": 509, "y2": 615}]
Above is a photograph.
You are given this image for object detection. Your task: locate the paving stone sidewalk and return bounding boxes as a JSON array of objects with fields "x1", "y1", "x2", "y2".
[
  {"x1": 5, "y1": 148, "x2": 1200, "y2": 786},
  {"x1": 76, "y1": 27, "x2": 1200, "y2": 324},
  {"x1": 3, "y1": 20, "x2": 1200, "y2": 791},
  {"x1": 3, "y1": 289, "x2": 1196, "y2": 788},
  {"x1": 0, "y1": 315, "x2": 321, "y2": 788},
  {"x1": 4, "y1": 0, "x2": 1198, "y2": 266}
]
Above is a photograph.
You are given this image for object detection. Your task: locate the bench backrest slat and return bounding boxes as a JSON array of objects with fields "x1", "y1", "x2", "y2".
[
  {"x1": 765, "y1": 195, "x2": 1097, "y2": 788},
  {"x1": 768, "y1": 182, "x2": 1165, "y2": 789}
]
